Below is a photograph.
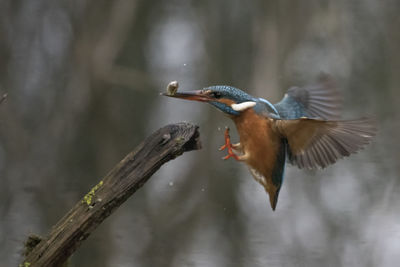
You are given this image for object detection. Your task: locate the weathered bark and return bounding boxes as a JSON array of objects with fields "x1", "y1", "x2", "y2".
[{"x1": 22, "y1": 122, "x2": 201, "y2": 267}]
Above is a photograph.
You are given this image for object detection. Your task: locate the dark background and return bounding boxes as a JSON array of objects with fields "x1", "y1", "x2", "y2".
[{"x1": 0, "y1": 1, "x2": 399, "y2": 266}]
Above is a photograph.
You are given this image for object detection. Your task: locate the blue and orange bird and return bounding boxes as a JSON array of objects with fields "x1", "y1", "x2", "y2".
[{"x1": 163, "y1": 75, "x2": 376, "y2": 210}]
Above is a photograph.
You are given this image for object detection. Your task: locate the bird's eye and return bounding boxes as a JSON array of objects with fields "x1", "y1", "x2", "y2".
[{"x1": 212, "y1": 92, "x2": 222, "y2": 99}]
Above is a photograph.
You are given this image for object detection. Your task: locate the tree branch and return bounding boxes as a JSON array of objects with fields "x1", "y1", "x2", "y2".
[{"x1": 22, "y1": 122, "x2": 201, "y2": 267}]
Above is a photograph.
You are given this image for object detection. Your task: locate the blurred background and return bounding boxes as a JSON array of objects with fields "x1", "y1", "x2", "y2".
[{"x1": 0, "y1": 0, "x2": 399, "y2": 266}]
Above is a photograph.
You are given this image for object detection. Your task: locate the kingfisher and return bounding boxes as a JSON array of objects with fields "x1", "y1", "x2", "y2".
[{"x1": 162, "y1": 75, "x2": 376, "y2": 210}]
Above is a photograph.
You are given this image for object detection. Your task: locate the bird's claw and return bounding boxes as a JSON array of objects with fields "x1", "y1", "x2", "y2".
[
  {"x1": 219, "y1": 127, "x2": 240, "y2": 161},
  {"x1": 222, "y1": 153, "x2": 240, "y2": 161}
]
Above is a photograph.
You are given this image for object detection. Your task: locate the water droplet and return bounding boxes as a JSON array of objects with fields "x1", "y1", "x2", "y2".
[
  {"x1": 183, "y1": 63, "x2": 187, "y2": 66},
  {"x1": 169, "y1": 182, "x2": 174, "y2": 186},
  {"x1": 201, "y1": 188, "x2": 205, "y2": 192}
]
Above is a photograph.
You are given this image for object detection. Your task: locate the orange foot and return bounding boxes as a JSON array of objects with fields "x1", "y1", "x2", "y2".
[{"x1": 219, "y1": 127, "x2": 240, "y2": 160}]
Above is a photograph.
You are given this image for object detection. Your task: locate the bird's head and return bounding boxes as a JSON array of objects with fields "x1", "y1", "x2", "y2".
[{"x1": 163, "y1": 85, "x2": 257, "y2": 116}]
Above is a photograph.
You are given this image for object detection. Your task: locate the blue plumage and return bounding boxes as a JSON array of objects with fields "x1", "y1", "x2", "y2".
[{"x1": 274, "y1": 94, "x2": 308, "y2": 119}]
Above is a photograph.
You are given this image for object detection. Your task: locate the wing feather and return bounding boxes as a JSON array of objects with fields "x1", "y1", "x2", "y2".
[
  {"x1": 273, "y1": 117, "x2": 376, "y2": 169},
  {"x1": 274, "y1": 74, "x2": 342, "y2": 120}
]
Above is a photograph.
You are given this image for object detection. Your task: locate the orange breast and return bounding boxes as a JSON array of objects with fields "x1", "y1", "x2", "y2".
[{"x1": 233, "y1": 109, "x2": 281, "y2": 181}]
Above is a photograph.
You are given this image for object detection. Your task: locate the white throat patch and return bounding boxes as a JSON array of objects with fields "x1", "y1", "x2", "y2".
[{"x1": 231, "y1": 101, "x2": 256, "y2": 112}]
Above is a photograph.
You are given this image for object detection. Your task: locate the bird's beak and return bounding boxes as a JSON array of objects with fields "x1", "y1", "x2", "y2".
[{"x1": 161, "y1": 90, "x2": 212, "y2": 102}]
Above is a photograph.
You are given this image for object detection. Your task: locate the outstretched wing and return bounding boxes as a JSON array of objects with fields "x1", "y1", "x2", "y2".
[
  {"x1": 274, "y1": 74, "x2": 341, "y2": 120},
  {"x1": 273, "y1": 117, "x2": 376, "y2": 169}
]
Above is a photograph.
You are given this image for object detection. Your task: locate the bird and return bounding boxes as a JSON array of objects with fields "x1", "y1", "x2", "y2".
[{"x1": 162, "y1": 75, "x2": 376, "y2": 210}]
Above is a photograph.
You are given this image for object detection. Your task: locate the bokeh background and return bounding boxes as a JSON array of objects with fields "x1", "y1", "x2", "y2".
[{"x1": 0, "y1": 1, "x2": 399, "y2": 266}]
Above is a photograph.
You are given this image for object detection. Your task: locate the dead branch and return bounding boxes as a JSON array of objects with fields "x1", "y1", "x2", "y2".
[{"x1": 22, "y1": 122, "x2": 201, "y2": 267}]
